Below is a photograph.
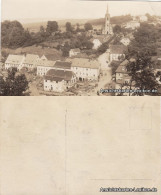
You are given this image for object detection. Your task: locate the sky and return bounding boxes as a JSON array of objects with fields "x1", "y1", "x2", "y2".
[{"x1": 1, "y1": 0, "x2": 161, "y2": 22}]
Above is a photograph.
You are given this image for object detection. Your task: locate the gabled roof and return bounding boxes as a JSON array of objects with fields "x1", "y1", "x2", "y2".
[
  {"x1": 37, "y1": 59, "x2": 55, "y2": 67},
  {"x1": 54, "y1": 61, "x2": 72, "y2": 70},
  {"x1": 5, "y1": 55, "x2": 25, "y2": 64},
  {"x1": 109, "y1": 45, "x2": 127, "y2": 54},
  {"x1": 116, "y1": 60, "x2": 129, "y2": 73},
  {"x1": 66, "y1": 58, "x2": 100, "y2": 69},
  {"x1": 41, "y1": 55, "x2": 47, "y2": 60},
  {"x1": 45, "y1": 69, "x2": 74, "y2": 82},
  {"x1": 23, "y1": 54, "x2": 39, "y2": 65}
]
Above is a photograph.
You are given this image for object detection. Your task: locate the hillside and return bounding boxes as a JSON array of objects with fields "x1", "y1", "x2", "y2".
[{"x1": 88, "y1": 15, "x2": 133, "y2": 26}]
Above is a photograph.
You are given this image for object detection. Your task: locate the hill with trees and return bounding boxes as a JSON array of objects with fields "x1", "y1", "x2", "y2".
[{"x1": 87, "y1": 15, "x2": 132, "y2": 26}]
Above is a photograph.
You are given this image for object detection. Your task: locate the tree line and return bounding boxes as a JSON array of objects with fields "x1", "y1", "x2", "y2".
[{"x1": 1, "y1": 20, "x2": 93, "y2": 49}]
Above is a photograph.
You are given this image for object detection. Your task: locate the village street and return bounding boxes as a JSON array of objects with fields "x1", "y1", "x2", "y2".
[{"x1": 96, "y1": 52, "x2": 112, "y2": 95}]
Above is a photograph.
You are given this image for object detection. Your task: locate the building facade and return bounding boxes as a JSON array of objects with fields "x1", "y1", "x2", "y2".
[
  {"x1": 37, "y1": 60, "x2": 72, "y2": 76},
  {"x1": 44, "y1": 69, "x2": 76, "y2": 92},
  {"x1": 107, "y1": 45, "x2": 126, "y2": 63},
  {"x1": 115, "y1": 60, "x2": 131, "y2": 84},
  {"x1": 120, "y1": 37, "x2": 130, "y2": 46},
  {"x1": 5, "y1": 55, "x2": 25, "y2": 70},
  {"x1": 66, "y1": 58, "x2": 100, "y2": 81},
  {"x1": 37, "y1": 59, "x2": 56, "y2": 76},
  {"x1": 23, "y1": 54, "x2": 40, "y2": 69}
]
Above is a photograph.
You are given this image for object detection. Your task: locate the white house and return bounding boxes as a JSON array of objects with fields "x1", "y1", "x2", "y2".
[
  {"x1": 120, "y1": 37, "x2": 130, "y2": 46},
  {"x1": 107, "y1": 45, "x2": 127, "y2": 63},
  {"x1": 44, "y1": 69, "x2": 76, "y2": 92},
  {"x1": 37, "y1": 59, "x2": 56, "y2": 76},
  {"x1": 91, "y1": 35, "x2": 110, "y2": 50},
  {"x1": 92, "y1": 39, "x2": 102, "y2": 50},
  {"x1": 66, "y1": 58, "x2": 100, "y2": 81},
  {"x1": 69, "y1": 48, "x2": 81, "y2": 57},
  {"x1": 5, "y1": 55, "x2": 25, "y2": 70},
  {"x1": 23, "y1": 54, "x2": 40, "y2": 69},
  {"x1": 37, "y1": 60, "x2": 72, "y2": 76}
]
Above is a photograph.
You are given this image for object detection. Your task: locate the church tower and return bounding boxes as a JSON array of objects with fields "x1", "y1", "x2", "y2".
[{"x1": 103, "y1": 4, "x2": 113, "y2": 35}]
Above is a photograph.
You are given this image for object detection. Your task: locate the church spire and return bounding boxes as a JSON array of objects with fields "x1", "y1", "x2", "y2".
[{"x1": 106, "y1": 3, "x2": 109, "y2": 14}]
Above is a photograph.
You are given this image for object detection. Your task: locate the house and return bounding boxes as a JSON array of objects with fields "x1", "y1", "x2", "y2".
[
  {"x1": 92, "y1": 39, "x2": 102, "y2": 50},
  {"x1": 5, "y1": 55, "x2": 25, "y2": 70},
  {"x1": 23, "y1": 54, "x2": 40, "y2": 69},
  {"x1": 124, "y1": 21, "x2": 140, "y2": 30},
  {"x1": 107, "y1": 45, "x2": 127, "y2": 63},
  {"x1": 66, "y1": 58, "x2": 100, "y2": 81},
  {"x1": 69, "y1": 48, "x2": 81, "y2": 57},
  {"x1": 41, "y1": 55, "x2": 47, "y2": 60},
  {"x1": 115, "y1": 59, "x2": 131, "y2": 84},
  {"x1": 120, "y1": 37, "x2": 130, "y2": 46},
  {"x1": 37, "y1": 60, "x2": 72, "y2": 76},
  {"x1": 91, "y1": 35, "x2": 110, "y2": 50},
  {"x1": 44, "y1": 69, "x2": 76, "y2": 92},
  {"x1": 37, "y1": 59, "x2": 56, "y2": 76}
]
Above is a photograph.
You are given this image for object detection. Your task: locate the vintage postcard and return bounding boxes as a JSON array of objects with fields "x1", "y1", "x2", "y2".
[
  {"x1": 0, "y1": 97, "x2": 160, "y2": 194},
  {"x1": 1, "y1": 0, "x2": 161, "y2": 96},
  {"x1": 0, "y1": 0, "x2": 161, "y2": 195}
]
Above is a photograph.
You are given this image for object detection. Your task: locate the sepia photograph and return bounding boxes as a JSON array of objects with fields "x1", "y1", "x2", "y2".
[{"x1": 1, "y1": 0, "x2": 161, "y2": 96}]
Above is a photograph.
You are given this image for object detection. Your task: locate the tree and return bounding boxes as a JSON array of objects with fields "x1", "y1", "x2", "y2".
[
  {"x1": 46, "y1": 21, "x2": 58, "y2": 35},
  {"x1": 62, "y1": 42, "x2": 70, "y2": 57},
  {"x1": 97, "y1": 42, "x2": 109, "y2": 54},
  {"x1": 76, "y1": 23, "x2": 80, "y2": 32},
  {"x1": 84, "y1": 23, "x2": 93, "y2": 31},
  {"x1": 1, "y1": 20, "x2": 28, "y2": 48},
  {"x1": 66, "y1": 22, "x2": 73, "y2": 32},
  {"x1": 113, "y1": 25, "x2": 122, "y2": 34},
  {"x1": 0, "y1": 68, "x2": 29, "y2": 96},
  {"x1": 128, "y1": 23, "x2": 159, "y2": 57},
  {"x1": 110, "y1": 14, "x2": 132, "y2": 25},
  {"x1": 145, "y1": 13, "x2": 157, "y2": 22},
  {"x1": 40, "y1": 26, "x2": 46, "y2": 36},
  {"x1": 127, "y1": 54, "x2": 159, "y2": 96}
]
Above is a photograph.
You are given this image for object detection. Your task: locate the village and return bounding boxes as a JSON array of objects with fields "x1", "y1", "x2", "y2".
[{"x1": 1, "y1": 5, "x2": 161, "y2": 96}]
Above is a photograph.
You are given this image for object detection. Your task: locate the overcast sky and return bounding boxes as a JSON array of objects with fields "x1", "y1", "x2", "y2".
[{"x1": 1, "y1": 0, "x2": 161, "y2": 21}]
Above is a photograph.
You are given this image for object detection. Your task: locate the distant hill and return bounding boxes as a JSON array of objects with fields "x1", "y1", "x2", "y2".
[
  {"x1": 87, "y1": 18, "x2": 105, "y2": 26},
  {"x1": 88, "y1": 15, "x2": 132, "y2": 26}
]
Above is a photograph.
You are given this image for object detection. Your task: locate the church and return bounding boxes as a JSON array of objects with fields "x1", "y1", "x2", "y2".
[{"x1": 102, "y1": 4, "x2": 113, "y2": 35}]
